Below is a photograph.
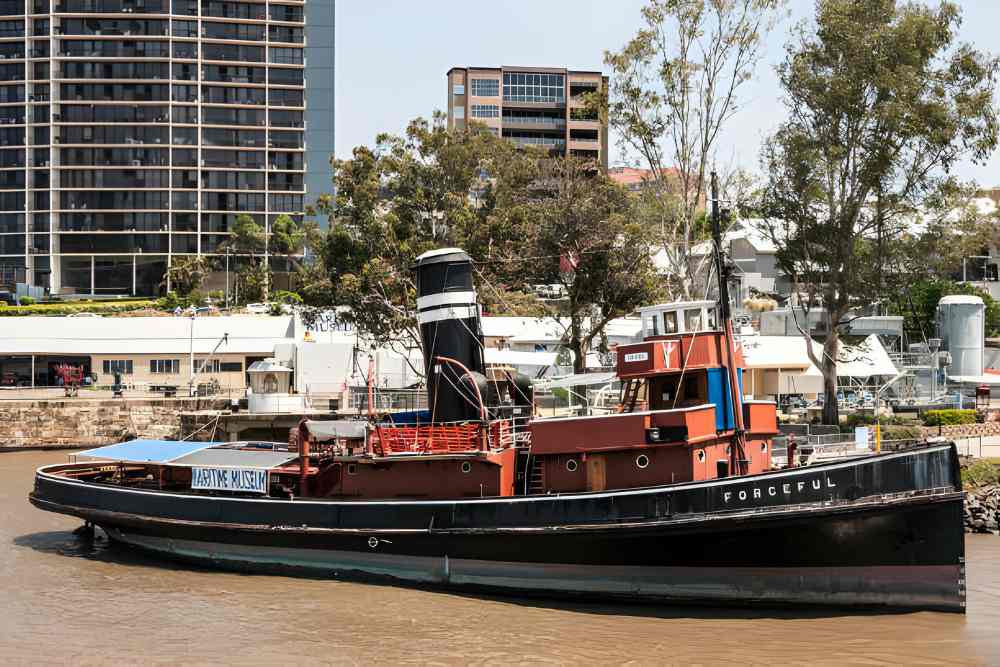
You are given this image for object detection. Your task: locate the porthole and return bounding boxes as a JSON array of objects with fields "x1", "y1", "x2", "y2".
[
  {"x1": 726, "y1": 446, "x2": 732, "y2": 455},
  {"x1": 460, "y1": 461, "x2": 472, "y2": 474},
  {"x1": 347, "y1": 463, "x2": 358, "y2": 476},
  {"x1": 636, "y1": 454, "x2": 650, "y2": 469},
  {"x1": 760, "y1": 442, "x2": 768, "y2": 453},
  {"x1": 697, "y1": 450, "x2": 706, "y2": 463},
  {"x1": 566, "y1": 459, "x2": 579, "y2": 473}
]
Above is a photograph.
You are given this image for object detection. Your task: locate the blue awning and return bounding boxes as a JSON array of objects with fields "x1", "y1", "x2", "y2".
[{"x1": 76, "y1": 439, "x2": 220, "y2": 463}]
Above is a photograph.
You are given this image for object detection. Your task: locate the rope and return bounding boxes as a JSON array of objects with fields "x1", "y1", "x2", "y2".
[
  {"x1": 671, "y1": 329, "x2": 700, "y2": 410},
  {"x1": 181, "y1": 412, "x2": 221, "y2": 441}
]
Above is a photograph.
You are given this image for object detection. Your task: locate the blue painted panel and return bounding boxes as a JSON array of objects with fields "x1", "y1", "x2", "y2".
[
  {"x1": 707, "y1": 368, "x2": 744, "y2": 431},
  {"x1": 77, "y1": 439, "x2": 220, "y2": 463}
]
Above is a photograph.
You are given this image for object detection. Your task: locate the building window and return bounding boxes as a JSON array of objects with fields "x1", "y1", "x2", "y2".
[
  {"x1": 102, "y1": 360, "x2": 133, "y2": 375},
  {"x1": 471, "y1": 79, "x2": 499, "y2": 97},
  {"x1": 471, "y1": 104, "x2": 499, "y2": 119},
  {"x1": 503, "y1": 72, "x2": 565, "y2": 103},
  {"x1": 192, "y1": 358, "x2": 222, "y2": 374},
  {"x1": 150, "y1": 359, "x2": 180, "y2": 374},
  {"x1": 453, "y1": 83, "x2": 465, "y2": 96},
  {"x1": 453, "y1": 106, "x2": 465, "y2": 119}
]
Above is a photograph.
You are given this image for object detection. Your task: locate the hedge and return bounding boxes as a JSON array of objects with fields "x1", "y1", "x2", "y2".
[
  {"x1": 923, "y1": 409, "x2": 978, "y2": 427},
  {"x1": 0, "y1": 300, "x2": 156, "y2": 316}
]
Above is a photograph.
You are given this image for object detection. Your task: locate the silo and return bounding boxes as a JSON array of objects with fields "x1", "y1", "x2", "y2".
[{"x1": 936, "y1": 295, "x2": 985, "y2": 377}]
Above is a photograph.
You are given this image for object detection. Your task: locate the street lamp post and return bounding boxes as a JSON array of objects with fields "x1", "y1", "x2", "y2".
[
  {"x1": 263, "y1": 217, "x2": 269, "y2": 302},
  {"x1": 188, "y1": 313, "x2": 197, "y2": 397}
]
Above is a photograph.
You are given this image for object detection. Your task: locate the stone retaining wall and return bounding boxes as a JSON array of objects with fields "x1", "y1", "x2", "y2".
[
  {"x1": 0, "y1": 398, "x2": 229, "y2": 449},
  {"x1": 921, "y1": 422, "x2": 1000, "y2": 439}
]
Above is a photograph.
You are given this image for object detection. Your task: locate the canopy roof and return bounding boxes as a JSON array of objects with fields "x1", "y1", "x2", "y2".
[
  {"x1": 538, "y1": 371, "x2": 618, "y2": 390},
  {"x1": 77, "y1": 439, "x2": 219, "y2": 462},
  {"x1": 740, "y1": 334, "x2": 897, "y2": 378}
]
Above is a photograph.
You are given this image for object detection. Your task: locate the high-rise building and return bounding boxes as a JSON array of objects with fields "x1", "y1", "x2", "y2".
[
  {"x1": 446, "y1": 66, "x2": 608, "y2": 170},
  {"x1": 0, "y1": 0, "x2": 334, "y2": 296}
]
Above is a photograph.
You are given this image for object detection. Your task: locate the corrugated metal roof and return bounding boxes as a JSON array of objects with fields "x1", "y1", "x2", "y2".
[
  {"x1": 170, "y1": 448, "x2": 296, "y2": 468},
  {"x1": 0, "y1": 315, "x2": 295, "y2": 355}
]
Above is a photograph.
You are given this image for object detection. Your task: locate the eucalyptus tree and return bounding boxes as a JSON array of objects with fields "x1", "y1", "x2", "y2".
[
  {"x1": 603, "y1": 0, "x2": 787, "y2": 299},
  {"x1": 759, "y1": 0, "x2": 999, "y2": 424}
]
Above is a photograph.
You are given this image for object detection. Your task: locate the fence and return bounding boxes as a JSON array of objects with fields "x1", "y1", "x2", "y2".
[{"x1": 347, "y1": 387, "x2": 427, "y2": 414}]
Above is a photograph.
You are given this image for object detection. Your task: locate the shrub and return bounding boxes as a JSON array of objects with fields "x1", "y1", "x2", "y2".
[
  {"x1": 880, "y1": 425, "x2": 924, "y2": 442},
  {"x1": 208, "y1": 290, "x2": 224, "y2": 304},
  {"x1": 962, "y1": 459, "x2": 1000, "y2": 489},
  {"x1": 923, "y1": 409, "x2": 977, "y2": 427},
  {"x1": 18, "y1": 296, "x2": 35, "y2": 306},
  {"x1": 273, "y1": 290, "x2": 303, "y2": 305},
  {"x1": 156, "y1": 291, "x2": 184, "y2": 311},
  {"x1": 0, "y1": 300, "x2": 155, "y2": 316}
]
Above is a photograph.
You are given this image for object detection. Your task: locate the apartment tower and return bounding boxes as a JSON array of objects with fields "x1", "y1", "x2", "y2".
[
  {"x1": 0, "y1": 0, "x2": 334, "y2": 296},
  {"x1": 446, "y1": 66, "x2": 608, "y2": 170}
]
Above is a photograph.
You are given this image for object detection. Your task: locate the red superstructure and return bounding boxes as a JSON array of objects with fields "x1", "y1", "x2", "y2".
[{"x1": 290, "y1": 296, "x2": 777, "y2": 500}]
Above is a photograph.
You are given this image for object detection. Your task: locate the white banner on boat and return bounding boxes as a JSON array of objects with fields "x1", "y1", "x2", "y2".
[{"x1": 191, "y1": 467, "x2": 268, "y2": 494}]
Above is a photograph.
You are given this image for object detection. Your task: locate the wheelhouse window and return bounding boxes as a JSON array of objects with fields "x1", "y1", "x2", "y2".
[
  {"x1": 684, "y1": 308, "x2": 703, "y2": 331},
  {"x1": 662, "y1": 311, "x2": 678, "y2": 334}
]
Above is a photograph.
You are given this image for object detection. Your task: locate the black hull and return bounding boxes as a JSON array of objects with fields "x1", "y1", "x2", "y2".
[{"x1": 30, "y1": 444, "x2": 967, "y2": 612}]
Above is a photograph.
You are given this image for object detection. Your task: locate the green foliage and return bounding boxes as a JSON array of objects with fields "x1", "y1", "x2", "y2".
[
  {"x1": 962, "y1": 459, "x2": 1000, "y2": 489},
  {"x1": 0, "y1": 300, "x2": 155, "y2": 316},
  {"x1": 923, "y1": 409, "x2": 978, "y2": 427},
  {"x1": 272, "y1": 290, "x2": 303, "y2": 305},
  {"x1": 207, "y1": 290, "x2": 224, "y2": 304},
  {"x1": 221, "y1": 213, "x2": 265, "y2": 254},
  {"x1": 187, "y1": 289, "x2": 206, "y2": 307},
  {"x1": 841, "y1": 413, "x2": 919, "y2": 431},
  {"x1": 237, "y1": 261, "x2": 267, "y2": 303},
  {"x1": 18, "y1": 296, "x2": 35, "y2": 305},
  {"x1": 890, "y1": 278, "x2": 1000, "y2": 340},
  {"x1": 162, "y1": 255, "x2": 212, "y2": 296},
  {"x1": 307, "y1": 113, "x2": 540, "y2": 350},
  {"x1": 603, "y1": 0, "x2": 786, "y2": 299},
  {"x1": 502, "y1": 157, "x2": 660, "y2": 372},
  {"x1": 156, "y1": 290, "x2": 184, "y2": 311},
  {"x1": 759, "y1": 0, "x2": 999, "y2": 425},
  {"x1": 880, "y1": 425, "x2": 925, "y2": 442}
]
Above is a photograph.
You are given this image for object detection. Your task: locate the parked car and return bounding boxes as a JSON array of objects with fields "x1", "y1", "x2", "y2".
[
  {"x1": 245, "y1": 303, "x2": 269, "y2": 314},
  {"x1": 68, "y1": 312, "x2": 100, "y2": 318}
]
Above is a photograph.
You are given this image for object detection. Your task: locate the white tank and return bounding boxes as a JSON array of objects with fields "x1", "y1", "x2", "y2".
[{"x1": 936, "y1": 295, "x2": 985, "y2": 377}]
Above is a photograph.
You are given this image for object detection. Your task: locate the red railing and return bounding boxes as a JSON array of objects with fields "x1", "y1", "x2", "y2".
[{"x1": 375, "y1": 420, "x2": 517, "y2": 455}]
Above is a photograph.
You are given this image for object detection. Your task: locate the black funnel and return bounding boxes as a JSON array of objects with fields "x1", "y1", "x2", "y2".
[{"x1": 413, "y1": 248, "x2": 486, "y2": 423}]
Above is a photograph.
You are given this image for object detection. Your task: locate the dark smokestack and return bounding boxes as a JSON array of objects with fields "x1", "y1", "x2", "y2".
[{"x1": 413, "y1": 248, "x2": 487, "y2": 423}]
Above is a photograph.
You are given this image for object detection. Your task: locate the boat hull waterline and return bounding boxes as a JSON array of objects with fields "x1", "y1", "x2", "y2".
[{"x1": 30, "y1": 444, "x2": 966, "y2": 612}]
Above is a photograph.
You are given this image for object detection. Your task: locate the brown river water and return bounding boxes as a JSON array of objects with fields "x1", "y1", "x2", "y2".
[{"x1": 2, "y1": 449, "x2": 1000, "y2": 665}]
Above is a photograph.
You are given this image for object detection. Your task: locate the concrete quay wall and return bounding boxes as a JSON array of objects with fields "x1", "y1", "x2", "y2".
[{"x1": 0, "y1": 398, "x2": 229, "y2": 449}]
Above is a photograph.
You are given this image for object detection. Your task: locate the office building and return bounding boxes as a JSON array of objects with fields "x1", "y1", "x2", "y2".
[
  {"x1": 0, "y1": 0, "x2": 334, "y2": 296},
  {"x1": 446, "y1": 66, "x2": 608, "y2": 170}
]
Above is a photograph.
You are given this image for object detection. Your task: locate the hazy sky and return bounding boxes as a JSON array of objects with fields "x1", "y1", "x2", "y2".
[{"x1": 335, "y1": 0, "x2": 1000, "y2": 185}]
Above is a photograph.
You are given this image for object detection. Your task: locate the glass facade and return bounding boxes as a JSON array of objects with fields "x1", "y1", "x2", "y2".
[
  {"x1": 503, "y1": 72, "x2": 565, "y2": 103},
  {"x1": 470, "y1": 78, "x2": 498, "y2": 97},
  {"x1": 470, "y1": 104, "x2": 499, "y2": 119},
  {"x1": 0, "y1": 0, "x2": 317, "y2": 295}
]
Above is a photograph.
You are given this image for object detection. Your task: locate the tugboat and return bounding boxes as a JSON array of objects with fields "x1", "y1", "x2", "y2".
[{"x1": 30, "y1": 233, "x2": 966, "y2": 611}]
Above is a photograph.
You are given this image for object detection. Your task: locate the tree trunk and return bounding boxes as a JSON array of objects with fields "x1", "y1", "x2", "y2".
[
  {"x1": 820, "y1": 327, "x2": 840, "y2": 425},
  {"x1": 569, "y1": 314, "x2": 589, "y2": 414}
]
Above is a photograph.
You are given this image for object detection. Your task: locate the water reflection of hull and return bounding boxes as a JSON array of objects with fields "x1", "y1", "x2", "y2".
[{"x1": 30, "y1": 444, "x2": 966, "y2": 612}]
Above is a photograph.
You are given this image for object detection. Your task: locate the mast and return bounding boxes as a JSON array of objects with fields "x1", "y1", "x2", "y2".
[{"x1": 710, "y1": 171, "x2": 748, "y2": 476}]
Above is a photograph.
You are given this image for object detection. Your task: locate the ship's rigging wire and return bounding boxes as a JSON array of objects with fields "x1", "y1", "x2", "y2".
[{"x1": 671, "y1": 328, "x2": 701, "y2": 411}]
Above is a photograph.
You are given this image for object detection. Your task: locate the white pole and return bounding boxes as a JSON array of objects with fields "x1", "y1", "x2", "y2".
[
  {"x1": 188, "y1": 314, "x2": 195, "y2": 397},
  {"x1": 263, "y1": 218, "x2": 269, "y2": 302}
]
